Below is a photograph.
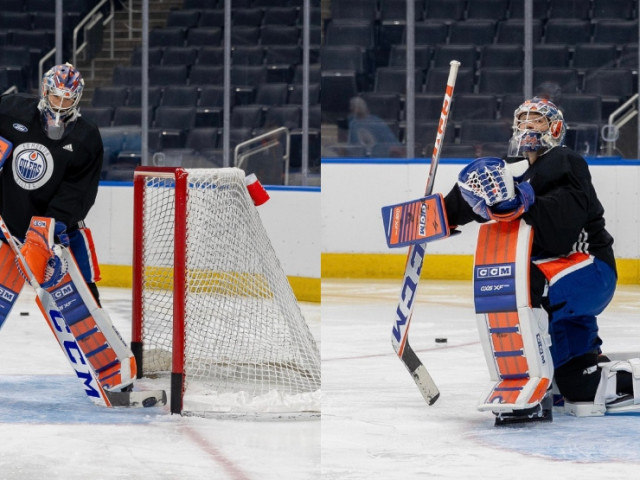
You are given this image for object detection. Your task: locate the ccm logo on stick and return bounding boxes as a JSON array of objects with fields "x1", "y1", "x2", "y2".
[{"x1": 392, "y1": 243, "x2": 425, "y2": 344}]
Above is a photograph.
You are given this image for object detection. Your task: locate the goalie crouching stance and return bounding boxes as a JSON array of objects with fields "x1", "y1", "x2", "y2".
[
  {"x1": 444, "y1": 97, "x2": 636, "y2": 423},
  {"x1": 0, "y1": 63, "x2": 136, "y2": 401}
]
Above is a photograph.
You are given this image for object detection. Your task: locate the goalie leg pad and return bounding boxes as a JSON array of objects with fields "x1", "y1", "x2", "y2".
[
  {"x1": 48, "y1": 248, "x2": 136, "y2": 391},
  {"x1": 474, "y1": 220, "x2": 554, "y2": 415},
  {"x1": 381, "y1": 193, "x2": 450, "y2": 248},
  {"x1": 0, "y1": 242, "x2": 26, "y2": 330}
]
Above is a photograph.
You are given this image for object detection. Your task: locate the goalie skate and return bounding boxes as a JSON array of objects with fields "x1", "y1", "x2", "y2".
[{"x1": 494, "y1": 391, "x2": 553, "y2": 426}]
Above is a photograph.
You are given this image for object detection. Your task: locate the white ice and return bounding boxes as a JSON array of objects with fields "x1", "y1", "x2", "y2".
[
  {"x1": 0, "y1": 287, "x2": 320, "y2": 480},
  {"x1": 2, "y1": 280, "x2": 640, "y2": 479},
  {"x1": 322, "y1": 279, "x2": 640, "y2": 480}
]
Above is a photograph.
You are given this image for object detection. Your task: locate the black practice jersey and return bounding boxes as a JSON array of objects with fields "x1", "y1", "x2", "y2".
[
  {"x1": 0, "y1": 93, "x2": 103, "y2": 238},
  {"x1": 444, "y1": 146, "x2": 616, "y2": 274}
]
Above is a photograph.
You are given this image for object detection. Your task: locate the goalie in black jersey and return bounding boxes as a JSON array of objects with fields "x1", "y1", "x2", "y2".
[
  {"x1": 445, "y1": 97, "x2": 637, "y2": 418},
  {"x1": 0, "y1": 64, "x2": 143, "y2": 404},
  {"x1": 0, "y1": 62, "x2": 104, "y2": 302}
]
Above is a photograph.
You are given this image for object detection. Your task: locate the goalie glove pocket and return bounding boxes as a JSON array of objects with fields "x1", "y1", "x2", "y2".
[{"x1": 488, "y1": 181, "x2": 535, "y2": 222}]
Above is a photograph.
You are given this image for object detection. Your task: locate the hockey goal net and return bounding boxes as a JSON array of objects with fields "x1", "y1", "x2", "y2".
[{"x1": 131, "y1": 167, "x2": 320, "y2": 416}]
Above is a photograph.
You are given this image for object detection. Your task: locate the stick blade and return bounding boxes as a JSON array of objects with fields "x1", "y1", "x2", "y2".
[
  {"x1": 401, "y1": 344, "x2": 440, "y2": 406},
  {"x1": 105, "y1": 389, "x2": 167, "y2": 408},
  {"x1": 412, "y1": 365, "x2": 440, "y2": 406}
]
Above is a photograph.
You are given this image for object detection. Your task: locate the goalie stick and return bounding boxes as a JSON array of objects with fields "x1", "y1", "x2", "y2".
[
  {"x1": 391, "y1": 60, "x2": 461, "y2": 405},
  {"x1": 0, "y1": 214, "x2": 165, "y2": 408}
]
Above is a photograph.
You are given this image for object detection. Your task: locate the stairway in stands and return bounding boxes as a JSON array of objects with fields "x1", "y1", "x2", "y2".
[{"x1": 77, "y1": 0, "x2": 182, "y2": 108}]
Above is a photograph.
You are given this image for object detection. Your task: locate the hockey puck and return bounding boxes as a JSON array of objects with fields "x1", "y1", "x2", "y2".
[
  {"x1": 20, "y1": 312, "x2": 29, "y2": 316},
  {"x1": 435, "y1": 338, "x2": 448, "y2": 343}
]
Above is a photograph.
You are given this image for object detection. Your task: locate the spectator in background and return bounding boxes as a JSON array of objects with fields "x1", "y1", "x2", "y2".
[{"x1": 348, "y1": 97, "x2": 403, "y2": 157}]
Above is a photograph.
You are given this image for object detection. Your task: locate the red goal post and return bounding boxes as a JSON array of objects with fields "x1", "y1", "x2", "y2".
[{"x1": 131, "y1": 167, "x2": 320, "y2": 416}]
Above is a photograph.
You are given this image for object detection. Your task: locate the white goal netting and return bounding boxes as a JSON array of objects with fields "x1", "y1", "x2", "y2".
[{"x1": 134, "y1": 167, "x2": 320, "y2": 415}]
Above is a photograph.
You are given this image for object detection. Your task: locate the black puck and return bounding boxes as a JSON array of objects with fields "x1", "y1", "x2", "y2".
[
  {"x1": 435, "y1": 338, "x2": 448, "y2": 343},
  {"x1": 20, "y1": 312, "x2": 29, "y2": 316}
]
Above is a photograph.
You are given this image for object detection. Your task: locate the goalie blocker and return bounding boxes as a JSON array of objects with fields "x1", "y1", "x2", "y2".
[{"x1": 381, "y1": 194, "x2": 451, "y2": 248}]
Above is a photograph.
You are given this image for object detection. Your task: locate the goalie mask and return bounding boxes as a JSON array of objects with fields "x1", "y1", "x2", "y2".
[
  {"x1": 38, "y1": 63, "x2": 84, "y2": 140},
  {"x1": 508, "y1": 97, "x2": 566, "y2": 158}
]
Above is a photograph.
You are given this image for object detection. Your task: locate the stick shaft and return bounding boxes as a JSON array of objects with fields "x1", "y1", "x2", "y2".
[{"x1": 391, "y1": 60, "x2": 461, "y2": 405}]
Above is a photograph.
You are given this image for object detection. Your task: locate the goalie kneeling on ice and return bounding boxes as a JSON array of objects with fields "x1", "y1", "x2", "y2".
[{"x1": 381, "y1": 193, "x2": 450, "y2": 248}]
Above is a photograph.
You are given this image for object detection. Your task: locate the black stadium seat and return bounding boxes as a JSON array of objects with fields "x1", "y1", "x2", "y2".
[
  {"x1": 425, "y1": 67, "x2": 474, "y2": 93},
  {"x1": 263, "y1": 105, "x2": 301, "y2": 130},
  {"x1": 81, "y1": 107, "x2": 113, "y2": 128},
  {"x1": 466, "y1": 0, "x2": 509, "y2": 20},
  {"x1": 185, "y1": 127, "x2": 219, "y2": 151},
  {"x1": 477, "y1": 68, "x2": 524, "y2": 94},
  {"x1": 91, "y1": 86, "x2": 128, "y2": 108},
  {"x1": 448, "y1": 20, "x2": 496, "y2": 45},
  {"x1": 324, "y1": 20, "x2": 374, "y2": 49},
  {"x1": 230, "y1": 105, "x2": 263, "y2": 129},
  {"x1": 186, "y1": 27, "x2": 222, "y2": 46},
  {"x1": 163, "y1": 46, "x2": 199, "y2": 66},
  {"x1": 533, "y1": 44, "x2": 570, "y2": 68},
  {"x1": 548, "y1": 0, "x2": 591, "y2": 19},
  {"x1": 127, "y1": 86, "x2": 163, "y2": 108},
  {"x1": 544, "y1": 19, "x2": 591, "y2": 44},
  {"x1": 149, "y1": 27, "x2": 186, "y2": 47},
  {"x1": 161, "y1": 85, "x2": 200, "y2": 107},
  {"x1": 112, "y1": 66, "x2": 142, "y2": 86},
  {"x1": 424, "y1": 0, "x2": 466, "y2": 20},
  {"x1": 413, "y1": 94, "x2": 445, "y2": 123},
  {"x1": 496, "y1": 19, "x2": 543, "y2": 43},
  {"x1": 592, "y1": 19, "x2": 639, "y2": 44},
  {"x1": 557, "y1": 94, "x2": 603, "y2": 124},
  {"x1": 375, "y1": 67, "x2": 423, "y2": 95},
  {"x1": 453, "y1": 94, "x2": 498, "y2": 121},
  {"x1": 254, "y1": 83, "x2": 289, "y2": 107},
  {"x1": 459, "y1": 120, "x2": 512, "y2": 144},
  {"x1": 481, "y1": 44, "x2": 523, "y2": 68},
  {"x1": 149, "y1": 65, "x2": 188, "y2": 86},
  {"x1": 166, "y1": 10, "x2": 201, "y2": 28},
  {"x1": 433, "y1": 45, "x2": 477, "y2": 70},
  {"x1": 572, "y1": 44, "x2": 618, "y2": 71}
]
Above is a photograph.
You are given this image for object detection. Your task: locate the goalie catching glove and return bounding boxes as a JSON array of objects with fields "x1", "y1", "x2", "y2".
[
  {"x1": 457, "y1": 157, "x2": 535, "y2": 222},
  {"x1": 19, "y1": 217, "x2": 68, "y2": 288}
]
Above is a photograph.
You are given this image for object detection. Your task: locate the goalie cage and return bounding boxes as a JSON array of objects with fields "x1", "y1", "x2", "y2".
[{"x1": 131, "y1": 167, "x2": 320, "y2": 418}]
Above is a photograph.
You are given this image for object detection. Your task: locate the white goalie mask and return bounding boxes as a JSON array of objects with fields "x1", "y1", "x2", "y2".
[
  {"x1": 38, "y1": 63, "x2": 84, "y2": 140},
  {"x1": 508, "y1": 97, "x2": 566, "y2": 158}
]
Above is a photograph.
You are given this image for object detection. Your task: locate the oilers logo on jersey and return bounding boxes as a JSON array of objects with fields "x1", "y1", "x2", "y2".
[{"x1": 12, "y1": 143, "x2": 54, "y2": 190}]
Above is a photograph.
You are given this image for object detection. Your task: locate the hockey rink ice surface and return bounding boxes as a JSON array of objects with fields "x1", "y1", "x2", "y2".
[
  {"x1": 1, "y1": 281, "x2": 639, "y2": 479},
  {"x1": 322, "y1": 278, "x2": 640, "y2": 480},
  {"x1": 0, "y1": 287, "x2": 320, "y2": 480}
]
